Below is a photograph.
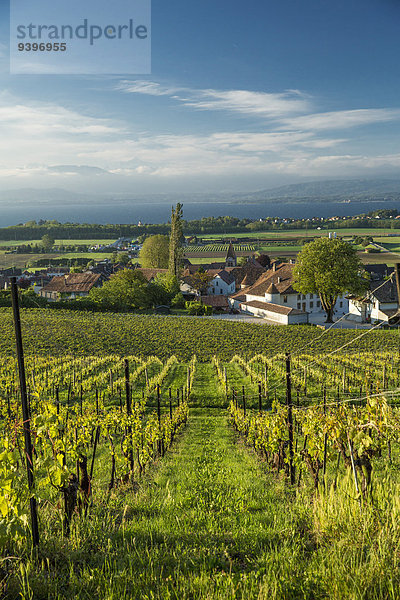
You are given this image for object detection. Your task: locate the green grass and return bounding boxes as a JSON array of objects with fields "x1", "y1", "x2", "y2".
[
  {"x1": 61, "y1": 252, "x2": 115, "y2": 260},
  {"x1": 259, "y1": 244, "x2": 302, "y2": 252},
  {"x1": 0, "y1": 252, "x2": 56, "y2": 269},
  {"x1": 8, "y1": 407, "x2": 400, "y2": 599}
]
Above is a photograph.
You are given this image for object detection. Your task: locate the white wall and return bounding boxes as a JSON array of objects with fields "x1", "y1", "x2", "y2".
[{"x1": 208, "y1": 275, "x2": 235, "y2": 296}]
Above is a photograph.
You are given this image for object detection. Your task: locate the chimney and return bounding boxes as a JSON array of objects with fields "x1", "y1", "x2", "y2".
[
  {"x1": 277, "y1": 276, "x2": 282, "y2": 283},
  {"x1": 272, "y1": 262, "x2": 277, "y2": 272}
]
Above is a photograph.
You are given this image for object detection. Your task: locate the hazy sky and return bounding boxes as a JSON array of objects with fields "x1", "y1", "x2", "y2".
[{"x1": 1, "y1": 0, "x2": 400, "y2": 196}]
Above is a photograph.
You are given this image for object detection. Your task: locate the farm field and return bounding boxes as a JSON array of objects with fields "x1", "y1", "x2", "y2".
[
  {"x1": 0, "y1": 252, "x2": 57, "y2": 270},
  {"x1": 185, "y1": 243, "x2": 256, "y2": 253},
  {"x1": 0, "y1": 252, "x2": 116, "y2": 270},
  {"x1": 2, "y1": 346, "x2": 400, "y2": 598},
  {"x1": 0, "y1": 239, "x2": 116, "y2": 247},
  {"x1": 199, "y1": 228, "x2": 400, "y2": 239}
]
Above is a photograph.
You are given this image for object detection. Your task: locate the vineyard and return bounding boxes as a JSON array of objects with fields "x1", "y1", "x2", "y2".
[
  {"x1": 185, "y1": 243, "x2": 256, "y2": 253},
  {"x1": 2, "y1": 339, "x2": 400, "y2": 598},
  {"x1": 0, "y1": 307, "x2": 399, "y2": 359}
]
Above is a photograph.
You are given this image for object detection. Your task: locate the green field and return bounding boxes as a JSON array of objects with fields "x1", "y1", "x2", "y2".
[
  {"x1": 0, "y1": 238, "x2": 116, "y2": 247},
  {"x1": 199, "y1": 228, "x2": 400, "y2": 239}
]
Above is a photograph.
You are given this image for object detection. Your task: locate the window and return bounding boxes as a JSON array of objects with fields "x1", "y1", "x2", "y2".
[
  {"x1": 310, "y1": 301, "x2": 313, "y2": 308},
  {"x1": 297, "y1": 294, "x2": 301, "y2": 300},
  {"x1": 317, "y1": 300, "x2": 320, "y2": 308},
  {"x1": 339, "y1": 301, "x2": 343, "y2": 308},
  {"x1": 297, "y1": 303, "x2": 301, "y2": 309},
  {"x1": 215, "y1": 281, "x2": 218, "y2": 286},
  {"x1": 283, "y1": 295, "x2": 288, "y2": 303},
  {"x1": 220, "y1": 289, "x2": 223, "y2": 294}
]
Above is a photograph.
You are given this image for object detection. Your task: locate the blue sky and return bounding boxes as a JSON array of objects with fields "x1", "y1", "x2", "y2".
[{"x1": 1, "y1": 0, "x2": 400, "y2": 196}]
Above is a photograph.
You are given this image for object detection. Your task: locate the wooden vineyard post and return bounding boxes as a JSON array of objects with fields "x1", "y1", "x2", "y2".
[
  {"x1": 157, "y1": 385, "x2": 164, "y2": 456},
  {"x1": 124, "y1": 359, "x2": 134, "y2": 473},
  {"x1": 124, "y1": 359, "x2": 131, "y2": 415},
  {"x1": 169, "y1": 388, "x2": 173, "y2": 420},
  {"x1": 242, "y1": 385, "x2": 246, "y2": 418},
  {"x1": 303, "y1": 366, "x2": 307, "y2": 396},
  {"x1": 285, "y1": 353, "x2": 295, "y2": 485},
  {"x1": 258, "y1": 383, "x2": 262, "y2": 414},
  {"x1": 10, "y1": 277, "x2": 40, "y2": 548},
  {"x1": 264, "y1": 363, "x2": 268, "y2": 393}
]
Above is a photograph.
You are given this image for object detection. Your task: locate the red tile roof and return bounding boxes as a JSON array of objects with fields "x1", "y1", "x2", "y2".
[
  {"x1": 242, "y1": 262, "x2": 297, "y2": 296},
  {"x1": 201, "y1": 295, "x2": 229, "y2": 307},
  {"x1": 42, "y1": 272, "x2": 101, "y2": 293}
]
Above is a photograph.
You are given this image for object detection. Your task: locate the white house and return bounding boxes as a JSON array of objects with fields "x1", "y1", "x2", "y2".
[
  {"x1": 229, "y1": 261, "x2": 348, "y2": 325},
  {"x1": 207, "y1": 270, "x2": 236, "y2": 296},
  {"x1": 348, "y1": 277, "x2": 399, "y2": 324}
]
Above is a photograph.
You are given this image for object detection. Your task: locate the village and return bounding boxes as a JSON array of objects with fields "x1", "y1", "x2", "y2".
[{"x1": 0, "y1": 238, "x2": 397, "y2": 328}]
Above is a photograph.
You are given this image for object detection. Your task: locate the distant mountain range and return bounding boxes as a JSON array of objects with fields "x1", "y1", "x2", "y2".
[
  {"x1": 229, "y1": 178, "x2": 400, "y2": 203},
  {"x1": 2, "y1": 178, "x2": 400, "y2": 206}
]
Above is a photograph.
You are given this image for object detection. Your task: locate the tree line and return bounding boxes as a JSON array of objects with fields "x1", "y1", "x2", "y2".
[{"x1": 3, "y1": 209, "x2": 400, "y2": 241}]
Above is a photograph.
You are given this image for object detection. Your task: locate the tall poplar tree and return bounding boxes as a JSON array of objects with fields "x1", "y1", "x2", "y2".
[{"x1": 169, "y1": 203, "x2": 184, "y2": 277}]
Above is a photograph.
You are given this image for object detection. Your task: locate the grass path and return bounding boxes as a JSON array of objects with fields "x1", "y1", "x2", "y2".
[
  {"x1": 41, "y1": 408, "x2": 311, "y2": 600},
  {"x1": 190, "y1": 362, "x2": 227, "y2": 406}
]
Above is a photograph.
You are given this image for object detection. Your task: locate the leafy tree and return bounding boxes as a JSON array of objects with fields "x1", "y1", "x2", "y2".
[
  {"x1": 89, "y1": 269, "x2": 150, "y2": 310},
  {"x1": 117, "y1": 253, "x2": 131, "y2": 266},
  {"x1": 293, "y1": 237, "x2": 366, "y2": 323},
  {"x1": 147, "y1": 273, "x2": 180, "y2": 307},
  {"x1": 140, "y1": 235, "x2": 169, "y2": 268},
  {"x1": 41, "y1": 234, "x2": 55, "y2": 252},
  {"x1": 154, "y1": 272, "x2": 180, "y2": 297},
  {"x1": 168, "y1": 203, "x2": 184, "y2": 277},
  {"x1": 191, "y1": 271, "x2": 213, "y2": 296},
  {"x1": 171, "y1": 292, "x2": 185, "y2": 308}
]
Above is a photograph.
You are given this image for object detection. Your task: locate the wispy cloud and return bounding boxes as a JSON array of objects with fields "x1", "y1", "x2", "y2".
[
  {"x1": 118, "y1": 80, "x2": 310, "y2": 118},
  {"x1": 0, "y1": 102, "x2": 122, "y2": 136},
  {"x1": 118, "y1": 81, "x2": 400, "y2": 135},
  {"x1": 281, "y1": 108, "x2": 400, "y2": 131},
  {"x1": 1, "y1": 87, "x2": 400, "y2": 192}
]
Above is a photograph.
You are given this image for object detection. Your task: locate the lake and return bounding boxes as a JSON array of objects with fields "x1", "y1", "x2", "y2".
[{"x1": 1, "y1": 199, "x2": 400, "y2": 226}]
